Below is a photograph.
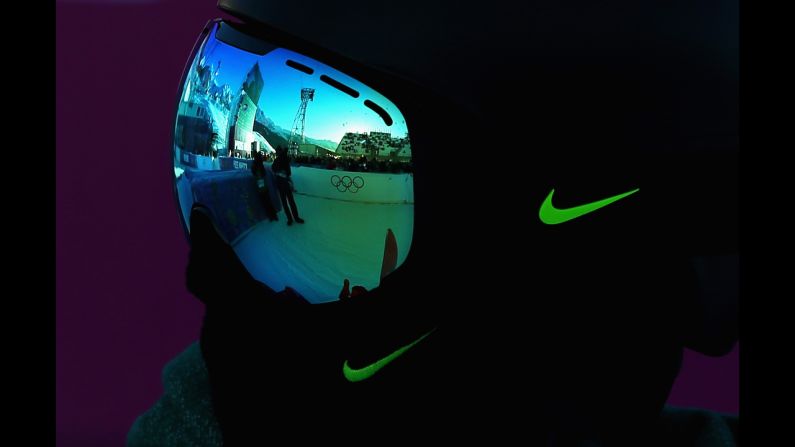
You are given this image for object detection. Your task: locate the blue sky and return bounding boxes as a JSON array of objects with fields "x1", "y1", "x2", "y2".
[{"x1": 199, "y1": 25, "x2": 409, "y2": 145}]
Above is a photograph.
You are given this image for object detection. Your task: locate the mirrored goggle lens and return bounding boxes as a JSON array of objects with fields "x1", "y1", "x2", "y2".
[{"x1": 173, "y1": 22, "x2": 414, "y2": 303}]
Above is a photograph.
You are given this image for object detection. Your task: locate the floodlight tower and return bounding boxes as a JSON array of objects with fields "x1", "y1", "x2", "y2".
[{"x1": 288, "y1": 88, "x2": 315, "y2": 155}]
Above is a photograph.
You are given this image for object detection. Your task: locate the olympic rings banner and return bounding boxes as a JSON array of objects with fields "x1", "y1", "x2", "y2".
[
  {"x1": 290, "y1": 166, "x2": 414, "y2": 204},
  {"x1": 330, "y1": 174, "x2": 365, "y2": 193}
]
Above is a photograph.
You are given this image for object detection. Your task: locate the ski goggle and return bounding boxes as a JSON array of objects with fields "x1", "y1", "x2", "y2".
[{"x1": 173, "y1": 20, "x2": 415, "y2": 303}]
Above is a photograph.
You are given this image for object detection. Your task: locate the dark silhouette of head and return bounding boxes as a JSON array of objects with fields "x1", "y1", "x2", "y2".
[{"x1": 178, "y1": 0, "x2": 738, "y2": 443}]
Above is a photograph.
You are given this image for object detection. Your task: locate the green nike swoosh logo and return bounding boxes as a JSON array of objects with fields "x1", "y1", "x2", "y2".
[
  {"x1": 539, "y1": 188, "x2": 639, "y2": 225},
  {"x1": 342, "y1": 329, "x2": 435, "y2": 382}
]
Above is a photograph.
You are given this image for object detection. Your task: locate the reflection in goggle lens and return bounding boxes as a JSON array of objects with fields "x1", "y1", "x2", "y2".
[{"x1": 173, "y1": 24, "x2": 414, "y2": 303}]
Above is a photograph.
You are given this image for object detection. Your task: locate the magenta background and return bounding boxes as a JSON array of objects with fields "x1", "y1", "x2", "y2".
[{"x1": 55, "y1": 1, "x2": 739, "y2": 445}]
